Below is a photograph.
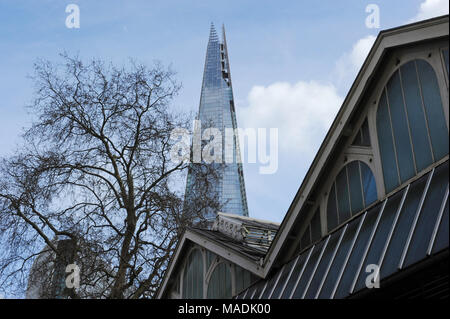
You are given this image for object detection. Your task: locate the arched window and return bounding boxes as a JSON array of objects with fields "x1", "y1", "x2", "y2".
[
  {"x1": 207, "y1": 262, "x2": 232, "y2": 299},
  {"x1": 182, "y1": 249, "x2": 204, "y2": 298},
  {"x1": 376, "y1": 59, "x2": 448, "y2": 193},
  {"x1": 327, "y1": 161, "x2": 377, "y2": 231}
]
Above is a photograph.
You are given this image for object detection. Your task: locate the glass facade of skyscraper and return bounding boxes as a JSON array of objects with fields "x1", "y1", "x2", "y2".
[{"x1": 185, "y1": 24, "x2": 249, "y2": 220}]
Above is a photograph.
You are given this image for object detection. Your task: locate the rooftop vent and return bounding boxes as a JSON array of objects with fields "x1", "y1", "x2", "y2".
[{"x1": 212, "y1": 213, "x2": 279, "y2": 252}]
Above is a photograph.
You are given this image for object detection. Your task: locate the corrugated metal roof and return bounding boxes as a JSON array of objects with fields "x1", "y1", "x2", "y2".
[{"x1": 236, "y1": 160, "x2": 449, "y2": 299}]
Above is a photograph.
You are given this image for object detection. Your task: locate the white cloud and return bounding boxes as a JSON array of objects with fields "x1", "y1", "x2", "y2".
[
  {"x1": 332, "y1": 0, "x2": 448, "y2": 93},
  {"x1": 410, "y1": 0, "x2": 449, "y2": 22},
  {"x1": 334, "y1": 35, "x2": 376, "y2": 92},
  {"x1": 238, "y1": 0, "x2": 448, "y2": 173},
  {"x1": 238, "y1": 81, "x2": 343, "y2": 158}
]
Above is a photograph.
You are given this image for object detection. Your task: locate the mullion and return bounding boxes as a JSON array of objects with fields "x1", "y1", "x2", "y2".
[
  {"x1": 345, "y1": 165, "x2": 353, "y2": 216},
  {"x1": 384, "y1": 87, "x2": 402, "y2": 187},
  {"x1": 358, "y1": 162, "x2": 365, "y2": 207},
  {"x1": 334, "y1": 181, "x2": 340, "y2": 225}
]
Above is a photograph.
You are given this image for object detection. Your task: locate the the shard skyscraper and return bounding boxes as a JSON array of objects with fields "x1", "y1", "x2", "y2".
[{"x1": 184, "y1": 23, "x2": 249, "y2": 220}]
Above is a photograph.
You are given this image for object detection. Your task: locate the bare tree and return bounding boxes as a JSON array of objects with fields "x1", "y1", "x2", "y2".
[{"x1": 0, "y1": 54, "x2": 220, "y2": 299}]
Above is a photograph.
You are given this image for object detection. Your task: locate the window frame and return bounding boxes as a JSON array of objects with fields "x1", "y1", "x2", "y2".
[
  {"x1": 206, "y1": 261, "x2": 233, "y2": 299},
  {"x1": 324, "y1": 159, "x2": 378, "y2": 233},
  {"x1": 370, "y1": 41, "x2": 449, "y2": 199}
]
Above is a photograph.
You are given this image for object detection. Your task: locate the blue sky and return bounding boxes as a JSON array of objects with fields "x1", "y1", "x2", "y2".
[{"x1": 0, "y1": 0, "x2": 448, "y2": 224}]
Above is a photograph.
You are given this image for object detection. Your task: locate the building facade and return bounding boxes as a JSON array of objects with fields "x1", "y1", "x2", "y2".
[
  {"x1": 184, "y1": 24, "x2": 249, "y2": 220},
  {"x1": 159, "y1": 16, "x2": 449, "y2": 299}
]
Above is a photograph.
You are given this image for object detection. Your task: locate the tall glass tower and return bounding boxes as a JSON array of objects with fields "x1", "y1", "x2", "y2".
[{"x1": 185, "y1": 23, "x2": 249, "y2": 220}]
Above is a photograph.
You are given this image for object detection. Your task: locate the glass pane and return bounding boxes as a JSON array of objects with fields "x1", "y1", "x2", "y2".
[
  {"x1": 377, "y1": 90, "x2": 400, "y2": 192},
  {"x1": 291, "y1": 240, "x2": 326, "y2": 299},
  {"x1": 353, "y1": 190, "x2": 403, "y2": 292},
  {"x1": 183, "y1": 253, "x2": 189, "y2": 298},
  {"x1": 260, "y1": 272, "x2": 280, "y2": 299},
  {"x1": 208, "y1": 263, "x2": 232, "y2": 299},
  {"x1": 183, "y1": 250, "x2": 203, "y2": 299},
  {"x1": 400, "y1": 61, "x2": 434, "y2": 172},
  {"x1": 387, "y1": 70, "x2": 416, "y2": 183},
  {"x1": 182, "y1": 267, "x2": 187, "y2": 297},
  {"x1": 270, "y1": 257, "x2": 297, "y2": 299},
  {"x1": 379, "y1": 172, "x2": 429, "y2": 279},
  {"x1": 361, "y1": 118, "x2": 371, "y2": 146},
  {"x1": 431, "y1": 197, "x2": 449, "y2": 254},
  {"x1": 236, "y1": 267, "x2": 254, "y2": 297},
  {"x1": 304, "y1": 228, "x2": 344, "y2": 299},
  {"x1": 224, "y1": 264, "x2": 232, "y2": 299},
  {"x1": 352, "y1": 130, "x2": 363, "y2": 146},
  {"x1": 352, "y1": 119, "x2": 371, "y2": 147},
  {"x1": 417, "y1": 60, "x2": 449, "y2": 161},
  {"x1": 235, "y1": 266, "x2": 244, "y2": 294},
  {"x1": 194, "y1": 252, "x2": 200, "y2": 298},
  {"x1": 336, "y1": 167, "x2": 351, "y2": 223},
  {"x1": 360, "y1": 162, "x2": 377, "y2": 205},
  {"x1": 318, "y1": 217, "x2": 362, "y2": 298},
  {"x1": 184, "y1": 252, "x2": 194, "y2": 298},
  {"x1": 245, "y1": 284, "x2": 257, "y2": 299},
  {"x1": 404, "y1": 162, "x2": 449, "y2": 268},
  {"x1": 311, "y1": 209, "x2": 321, "y2": 243},
  {"x1": 443, "y1": 49, "x2": 449, "y2": 77},
  {"x1": 251, "y1": 279, "x2": 266, "y2": 299},
  {"x1": 243, "y1": 269, "x2": 252, "y2": 290},
  {"x1": 327, "y1": 184, "x2": 339, "y2": 231},
  {"x1": 334, "y1": 205, "x2": 379, "y2": 299},
  {"x1": 300, "y1": 225, "x2": 311, "y2": 251},
  {"x1": 281, "y1": 247, "x2": 313, "y2": 298},
  {"x1": 348, "y1": 161, "x2": 364, "y2": 215}
]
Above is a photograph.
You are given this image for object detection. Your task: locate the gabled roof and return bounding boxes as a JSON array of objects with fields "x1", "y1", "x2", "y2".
[
  {"x1": 262, "y1": 15, "x2": 449, "y2": 275},
  {"x1": 156, "y1": 214, "x2": 279, "y2": 298}
]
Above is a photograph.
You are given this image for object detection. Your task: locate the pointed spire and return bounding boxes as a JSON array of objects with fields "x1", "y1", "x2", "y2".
[{"x1": 208, "y1": 22, "x2": 218, "y2": 43}]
